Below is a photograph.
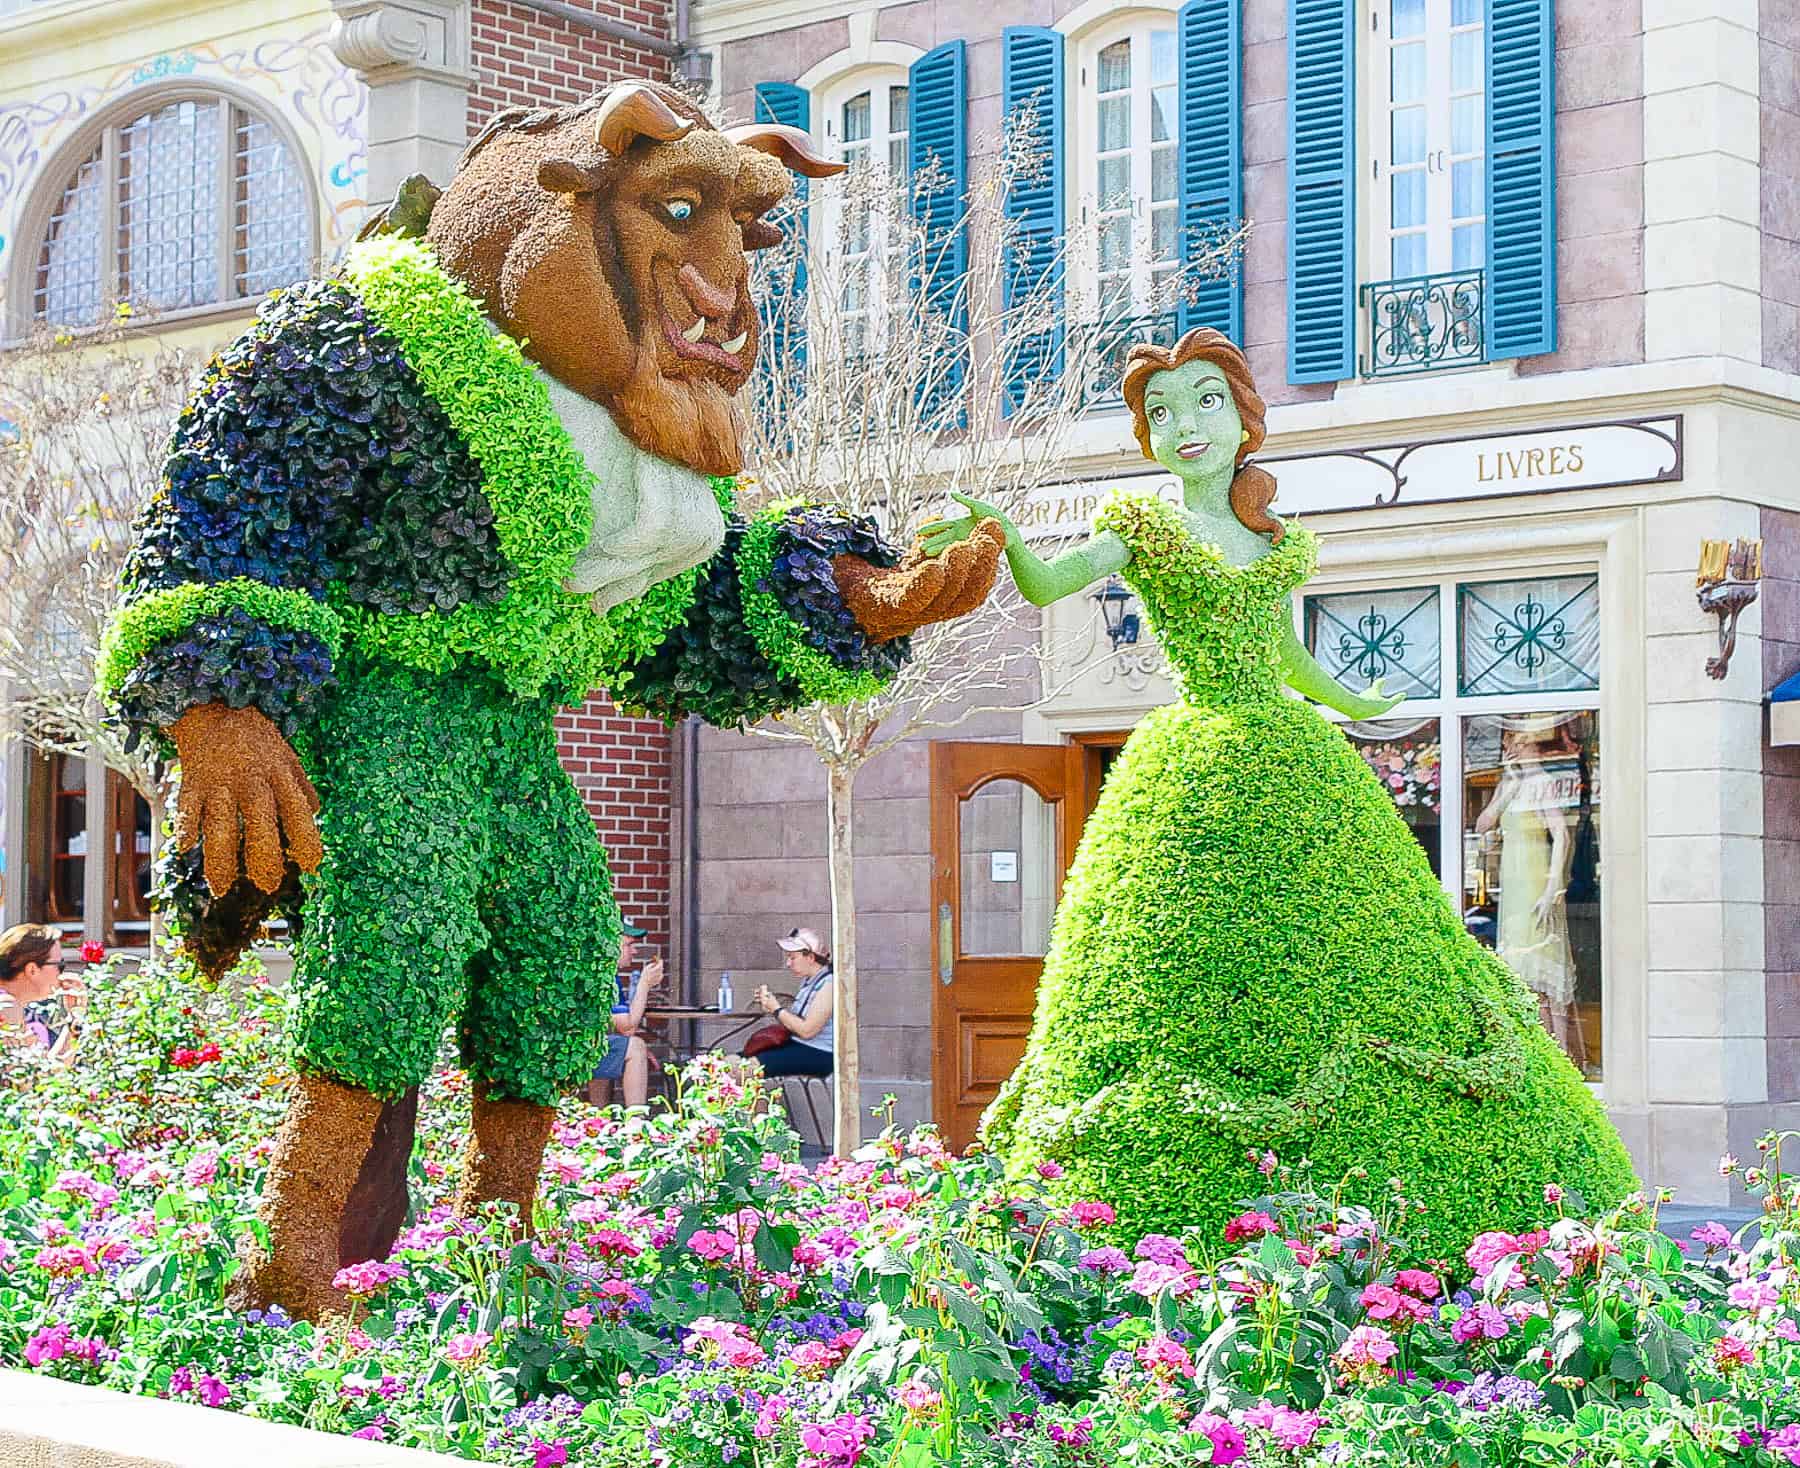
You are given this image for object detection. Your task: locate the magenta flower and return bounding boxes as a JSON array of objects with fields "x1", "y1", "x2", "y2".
[
  {"x1": 352, "y1": 1426, "x2": 386, "y2": 1442},
  {"x1": 1079, "y1": 1246, "x2": 1131, "y2": 1274},
  {"x1": 1394, "y1": 1269, "x2": 1442, "y2": 1299},
  {"x1": 1068, "y1": 1201, "x2": 1115, "y2": 1228},
  {"x1": 687, "y1": 1228, "x2": 737, "y2": 1262},
  {"x1": 332, "y1": 1258, "x2": 408, "y2": 1297},
  {"x1": 1691, "y1": 1221, "x2": 1733, "y2": 1250},
  {"x1": 24, "y1": 1323, "x2": 71, "y2": 1367},
  {"x1": 1222, "y1": 1211, "x2": 1279, "y2": 1244},
  {"x1": 797, "y1": 1411, "x2": 875, "y2": 1468},
  {"x1": 195, "y1": 1375, "x2": 230, "y2": 1407},
  {"x1": 1714, "y1": 1335, "x2": 1755, "y2": 1371},
  {"x1": 1336, "y1": 1325, "x2": 1400, "y2": 1369},
  {"x1": 530, "y1": 1440, "x2": 569, "y2": 1468},
  {"x1": 1450, "y1": 1302, "x2": 1511, "y2": 1343},
  {"x1": 1360, "y1": 1283, "x2": 1405, "y2": 1320},
  {"x1": 1187, "y1": 1412, "x2": 1246, "y2": 1465},
  {"x1": 443, "y1": 1331, "x2": 492, "y2": 1366},
  {"x1": 1035, "y1": 1161, "x2": 1065, "y2": 1180},
  {"x1": 1767, "y1": 1424, "x2": 1800, "y2": 1467}
]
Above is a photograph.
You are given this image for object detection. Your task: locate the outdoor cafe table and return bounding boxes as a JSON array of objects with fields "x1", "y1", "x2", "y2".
[{"x1": 640, "y1": 1005, "x2": 767, "y2": 1071}]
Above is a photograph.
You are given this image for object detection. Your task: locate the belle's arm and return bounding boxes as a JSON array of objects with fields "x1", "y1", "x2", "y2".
[
  {"x1": 919, "y1": 492, "x2": 1129, "y2": 607},
  {"x1": 1278, "y1": 606, "x2": 1405, "y2": 720}
]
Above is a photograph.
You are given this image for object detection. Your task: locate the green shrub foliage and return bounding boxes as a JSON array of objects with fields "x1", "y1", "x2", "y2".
[{"x1": 985, "y1": 492, "x2": 1637, "y2": 1247}]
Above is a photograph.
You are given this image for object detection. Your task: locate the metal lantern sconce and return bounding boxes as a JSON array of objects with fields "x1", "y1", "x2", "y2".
[
  {"x1": 1696, "y1": 537, "x2": 1762, "y2": 680},
  {"x1": 1094, "y1": 575, "x2": 1140, "y2": 649}
]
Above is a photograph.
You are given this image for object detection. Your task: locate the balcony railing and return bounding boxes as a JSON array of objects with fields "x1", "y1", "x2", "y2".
[
  {"x1": 1359, "y1": 268, "x2": 1486, "y2": 379},
  {"x1": 1078, "y1": 310, "x2": 1180, "y2": 409}
]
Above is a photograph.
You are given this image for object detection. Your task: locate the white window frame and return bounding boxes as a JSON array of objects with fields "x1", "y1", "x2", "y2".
[
  {"x1": 1301, "y1": 566, "x2": 1604, "y2": 1083},
  {"x1": 1071, "y1": 17, "x2": 1180, "y2": 327},
  {"x1": 1365, "y1": 0, "x2": 1486, "y2": 283},
  {"x1": 812, "y1": 68, "x2": 911, "y2": 356}
]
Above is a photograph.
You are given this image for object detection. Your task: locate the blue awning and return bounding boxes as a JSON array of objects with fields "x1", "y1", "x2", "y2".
[{"x1": 1772, "y1": 670, "x2": 1800, "y2": 703}]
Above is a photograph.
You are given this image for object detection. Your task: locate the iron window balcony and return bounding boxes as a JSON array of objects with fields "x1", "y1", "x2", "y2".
[{"x1": 1359, "y1": 268, "x2": 1486, "y2": 380}]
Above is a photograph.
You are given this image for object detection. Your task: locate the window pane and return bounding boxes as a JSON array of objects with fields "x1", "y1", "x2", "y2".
[
  {"x1": 1150, "y1": 28, "x2": 1176, "y2": 85},
  {"x1": 1453, "y1": 223, "x2": 1483, "y2": 270},
  {"x1": 1344, "y1": 717, "x2": 1443, "y2": 875},
  {"x1": 1098, "y1": 93, "x2": 1130, "y2": 151},
  {"x1": 1150, "y1": 145, "x2": 1176, "y2": 203},
  {"x1": 1391, "y1": 106, "x2": 1426, "y2": 165},
  {"x1": 1451, "y1": 159, "x2": 1481, "y2": 218},
  {"x1": 888, "y1": 137, "x2": 907, "y2": 173},
  {"x1": 234, "y1": 111, "x2": 310, "y2": 297},
  {"x1": 1391, "y1": 168, "x2": 1426, "y2": 228},
  {"x1": 1099, "y1": 213, "x2": 1130, "y2": 271},
  {"x1": 1393, "y1": 0, "x2": 1426, "y2": 37},
  {"x1": 1391, "y1": 231, "x2": 1427, "y2": 278},
  {"x1": 1463, "y1": 710, "x2": 1602, "y2": 1079},
  {"x1": 117, "y1": 100, "x2": 222, "y2": 311},
  {"x1": 1304, "y1": 585, "x2": 1442, "y2": 697},
  {"x1": 1100, "y1": 272, "x2": 1132, "y2": 317},
  {"x1": 1151, "y1": 204, "x2": 1176, "y2": 262},
  {"x1": 1097, "y1": 39, "x2": 1131, "y2": 92},
  {"x1": 1452, "y1": 95, "x2": 1481, "y2": 155},
  {"x1": 1098, "y1": 153, "x2": 1130, "y2": 209},
  {"x1": 34, "y1": 143, "x2": 105, "y2": 326},
  {"x1": 1459, "y1": 576, "x2": 1601, "y2": 695},
  {"x1": 1452, "y1": 31, "x2": 1481, "y2": 90},
  {"x1": 843, "y1": 91, "x2": 871, "y2": 143},
  {"x1": 1151, "y1": 83, "x2": 1176, "y2": 143},
  {"x1": 888, "y1": 84, "x2": 909, "y2": 134},
  {"x1": 960, "y1": 778, "x2": 1058, "y2": 957},
  {"x1": 1452, "y1": 0, "x2": 1482, "y2": 24},
  {"x1": 1390, "y1": 41, "x2": 1426, "y2": 103}
]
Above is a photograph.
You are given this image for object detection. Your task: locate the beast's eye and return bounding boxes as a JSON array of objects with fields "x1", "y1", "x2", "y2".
[
  {"x1": 1149, "y1": 405, "x2": 1169, "y2": 425},
  {"x1": 1198, "y1": 390, "x2": 1226, "y2": 411},
  {"x1": 665, "y1": 199, "x2": 695, "y2": 222}
]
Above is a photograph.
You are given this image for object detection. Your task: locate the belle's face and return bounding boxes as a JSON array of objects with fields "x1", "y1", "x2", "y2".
[{"x1": 1142, "y1": 364, "x2": 1244, "y2": 480}]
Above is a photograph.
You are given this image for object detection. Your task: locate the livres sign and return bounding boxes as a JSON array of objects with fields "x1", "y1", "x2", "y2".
[{"x1": 1018, "y1": 416, "x2": 1682, "y2": 540}]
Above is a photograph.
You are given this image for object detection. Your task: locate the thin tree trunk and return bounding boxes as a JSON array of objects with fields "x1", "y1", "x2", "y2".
[{"x1": 825, "y1": 760, "x2": 858, "y2": 1157}]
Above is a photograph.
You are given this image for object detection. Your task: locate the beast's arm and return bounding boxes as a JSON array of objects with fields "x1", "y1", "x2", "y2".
[
  {"x1": 615, "y1": 501, "x2": 998, "y2": 726},
  {"x1": 99, "y1": 289, "x2": 355, "y2": 898}
]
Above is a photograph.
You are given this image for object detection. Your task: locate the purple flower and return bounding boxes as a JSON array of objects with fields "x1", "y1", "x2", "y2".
[
  {"x1": 1078, "y1": 1246, "x2": 1131, "y2": 1274},
  {"x1": 196, "y1": 1375, "x2": 230, "y2": 1407},
  {"x1": 1690, "y1": 1221, "x2": 1733, "y2": 1250},
  {"x1": 1450, "y1": 1302, "x2": 1510, "y2": 1343},
  {"x1": 1133, "y1": 1233, "x2": 1189, "y2": 1268}
]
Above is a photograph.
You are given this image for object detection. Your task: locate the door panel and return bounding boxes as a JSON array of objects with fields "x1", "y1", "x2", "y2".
[{"x1": 930, "y1": 741, "x2": 1085, "y2": 1152}]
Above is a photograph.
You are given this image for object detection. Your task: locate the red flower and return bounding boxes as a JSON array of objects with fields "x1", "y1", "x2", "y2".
[{"x1": 79, "y1": 940, "x2": 106, "y2": 964}]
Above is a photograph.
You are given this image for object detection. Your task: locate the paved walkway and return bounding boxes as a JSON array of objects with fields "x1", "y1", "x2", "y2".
[{"x1": 1655, "y1": 1202, "x2": 1760, "y2": 1241}]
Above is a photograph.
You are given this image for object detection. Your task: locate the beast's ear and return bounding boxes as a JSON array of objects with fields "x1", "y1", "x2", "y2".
[
  {"x1": 741, "y1": 218, "x2": 784, "y2": 251},
  {"x1": 539, "y1": 158, "x2": 609, "y2": 195}
]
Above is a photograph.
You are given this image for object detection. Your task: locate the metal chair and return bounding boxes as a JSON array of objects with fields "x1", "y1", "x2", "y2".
[{"x1": 781, "y1": 1073, "x2": 833, "y2": 1152}]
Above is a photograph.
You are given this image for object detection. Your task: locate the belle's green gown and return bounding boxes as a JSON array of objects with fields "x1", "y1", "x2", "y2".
[{"x1": 983, "y1": 491, "x2": 1636, "y2": 1248}]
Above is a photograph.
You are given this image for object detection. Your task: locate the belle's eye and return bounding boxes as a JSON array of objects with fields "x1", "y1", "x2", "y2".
[
  {"x1": 1149, "y1": 405, "x2": 1169, "y2": 425},
  {"x1": 1199, "y1": 391, "x2": 1225, "y2": 411},
  {"x1": 665, "y1": 199, "x2": 694, "y2": 222}
]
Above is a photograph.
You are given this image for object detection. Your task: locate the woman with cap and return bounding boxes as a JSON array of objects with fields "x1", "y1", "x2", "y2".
[{"x1": 751, "y1": 927, "x2": 834, "y2": 1078}]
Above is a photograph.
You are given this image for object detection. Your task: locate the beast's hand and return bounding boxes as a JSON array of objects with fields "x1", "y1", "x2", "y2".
[
  {"x1": 833, "y1": 518, "x2": 1006, "y2": 643},
  {"x1": 171, "y1": 704, "x2": 324, "y2": 897}
]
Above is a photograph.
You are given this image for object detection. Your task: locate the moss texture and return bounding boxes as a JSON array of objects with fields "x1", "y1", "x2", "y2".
[{"x1": 984, "y1": 492, "x2": 1636, "y2": 1250}]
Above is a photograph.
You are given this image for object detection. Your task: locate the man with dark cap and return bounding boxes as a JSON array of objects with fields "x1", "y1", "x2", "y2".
[{"x1": 587, "y1": 919, "x2": 663, "y2": 1107}]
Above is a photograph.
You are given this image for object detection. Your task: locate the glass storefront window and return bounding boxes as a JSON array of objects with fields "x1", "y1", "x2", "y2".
[
  {"x1": 1462, "y1": 710, "x2": 1601, "y2": 1079},
  {"x1": 1304, "y1": 586, "x2": 1441, "y2": 698},
  {"x1": 1458, "y1": 575, "x2": 1600, "y2": 696},
  {"x1": 1342, "y1": 717, "x2": 1442, "y2": 876}
]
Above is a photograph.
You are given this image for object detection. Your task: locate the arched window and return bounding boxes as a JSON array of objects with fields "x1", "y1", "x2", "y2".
[
  {"x1": 1076, "y1": 19, "x2": 1178, "y2": 326},
  {"x1": 816, "y1": 72, "x2": 910, "y2": 357},
  {"x1": 27, "y1": 92, "x2": 314, "y2": 329}
]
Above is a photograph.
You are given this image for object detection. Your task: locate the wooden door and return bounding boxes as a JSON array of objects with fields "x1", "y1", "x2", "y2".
[{"x1": 930, "y1": 741, "x2": 1085, "y2": 1153}]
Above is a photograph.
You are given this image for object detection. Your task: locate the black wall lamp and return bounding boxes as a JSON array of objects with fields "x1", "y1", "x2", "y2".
[{"x1": 1094, "y1": 575, "x2": 1140, "y2": 649}]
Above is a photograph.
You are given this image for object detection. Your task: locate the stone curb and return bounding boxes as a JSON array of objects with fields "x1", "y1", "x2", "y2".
[{"x1": 0, "y1": 1370, "x2": 475, "y2": 1468}]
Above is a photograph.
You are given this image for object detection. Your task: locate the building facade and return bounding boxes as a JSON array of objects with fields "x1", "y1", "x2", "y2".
[
  {"x1": 0, "y1": 0, "x2": 682, "y2": 952},
  {"x1": 683, "y1": 0, "x2": 1800, "y2": 1203}
]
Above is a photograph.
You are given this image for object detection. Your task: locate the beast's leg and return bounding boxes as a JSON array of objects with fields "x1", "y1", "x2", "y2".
[
  {"x1": 454, "y1": 1079, "x2": 558, "y2": 1231},
  {"x1": 339, "y1": 1087, "x2": 421, "y2": 1266},
  {"x1": 228, "y1": 1073, "x2": 385, "y2": 1321}
]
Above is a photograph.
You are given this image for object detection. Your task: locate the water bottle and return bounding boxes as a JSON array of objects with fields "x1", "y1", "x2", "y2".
[{"x1": 717, "y1": 971, "x2": 734, "y2": 1013}]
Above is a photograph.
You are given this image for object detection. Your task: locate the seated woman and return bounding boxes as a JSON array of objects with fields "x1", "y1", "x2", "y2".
[
  {"x1": 750, "y1": 927, "x2": 833, "y2": 1077},
  {"x1": 0, "y1": 924, "x2": 83, "y2": 1067}
]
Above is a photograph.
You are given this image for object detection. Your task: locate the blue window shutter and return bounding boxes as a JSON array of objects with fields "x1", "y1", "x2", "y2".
[
  {"x1": 1001, "y1": 26, "x2": 1065, "y2": 416},
  {"x1": 1286, "y1": 0, "x2": 1354, "y2": 383},
  {"x1": 1177, "y1": 0, "x2": 1242, "y2": 342},
  {"x1": 1485, "y1": 0, "x2": 1556, "y2": 358},
  {"x1": 754, "y1": 82, "x2": 810, "y2": 372},
  {"x1": 910, "y1": 41, "x2": 969, "y2": 409}
]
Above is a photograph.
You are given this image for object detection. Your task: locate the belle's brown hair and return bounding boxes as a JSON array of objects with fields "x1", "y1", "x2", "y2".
[
  {"x1": 1121, "y1": 328, "x2": 1283, "y2": 545},
  {"x1": 0, "y1": 923, "x2": 59, "y2": 984}
]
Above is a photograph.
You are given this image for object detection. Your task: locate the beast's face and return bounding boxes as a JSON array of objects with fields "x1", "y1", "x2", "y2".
[{"x1": 424, "y1": 85, "x2": 839, "y2": 479}]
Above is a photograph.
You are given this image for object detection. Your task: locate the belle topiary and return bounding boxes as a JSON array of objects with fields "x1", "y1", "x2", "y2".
[{"x1": 920, "y1": 328, "x2": 1636, "y2": 1249}]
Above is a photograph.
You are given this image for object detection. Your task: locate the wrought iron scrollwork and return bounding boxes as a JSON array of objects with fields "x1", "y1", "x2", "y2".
[{"x1": 1360, "y1": 269, "x2": 1486, "y2": 379}]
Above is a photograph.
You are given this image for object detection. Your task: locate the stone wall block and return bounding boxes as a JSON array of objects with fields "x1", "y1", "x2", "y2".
[
  {"x1": 1648, "y1": 1103, "x2": 1731, "y2": 1202},
  {"x1": 1561, "y1": 166, "x2": 1647, "y2": 237},
  {"x1": 1558, "y1": 39, "x2": 1646, "y2": 111},
  {"x1": 1559, "y1": 99, "x2": 1647, "y2": 174},
  {"x1": 1644, "y1": 154, "x2": 1758, "y2": 226},
  {"x1": 1558, "y1": 232, "x2": 1643, "y2": 302}
]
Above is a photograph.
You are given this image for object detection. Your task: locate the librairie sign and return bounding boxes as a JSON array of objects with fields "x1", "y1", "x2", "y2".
[{"x1": 1016, "y1": 415, "x2": 1682, "y2": 540}]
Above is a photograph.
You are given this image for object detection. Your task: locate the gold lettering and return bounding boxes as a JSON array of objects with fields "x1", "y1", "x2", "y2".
[
  {"x1": 1566, "y1": 442, "x2": 1583, "y2": 474},
  {"x1": 1548, "y1": 447, "x2": 1566, "y2": 475},
  {"x1": 1477, "y1": 452, "x2": 1494, "y2": 482},
  {"x1": 1525, "y1": 448, "x2": 1547, "y2": 477}
]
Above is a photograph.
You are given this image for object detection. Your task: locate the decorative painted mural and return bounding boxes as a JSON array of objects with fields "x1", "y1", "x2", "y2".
[{"x1": 0, "y1": 26, "x2": 367, "y2": 275}]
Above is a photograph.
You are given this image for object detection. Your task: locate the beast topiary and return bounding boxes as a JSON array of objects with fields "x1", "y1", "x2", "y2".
[{"x1": 921, "y1": 328, "x2": 1636, "y2": 1249}]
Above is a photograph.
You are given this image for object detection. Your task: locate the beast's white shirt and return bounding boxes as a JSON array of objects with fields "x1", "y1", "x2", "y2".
[{"x1": 538, "y1": 369, "x2": 728, "y2": 615}]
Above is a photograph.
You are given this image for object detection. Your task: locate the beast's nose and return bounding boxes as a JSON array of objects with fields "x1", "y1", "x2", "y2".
[{"x1": 677, "y1": 263, "x2": 737, "y2": 321}]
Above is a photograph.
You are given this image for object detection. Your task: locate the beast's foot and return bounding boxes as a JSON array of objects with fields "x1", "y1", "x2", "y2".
[{"x1": 453, "y1": 1079, "x2": 557, "y2": 1234}]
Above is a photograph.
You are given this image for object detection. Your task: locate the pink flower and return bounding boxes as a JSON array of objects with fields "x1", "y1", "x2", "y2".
[
  {"x1": 562, "y1": 1306, "x2": 594, "y2": 1336},
  {"x1": 195, "y1": 1375, "x2": 229, "y2": 1407},
  {"x1": 1135, "y1": 1332, "x2": 1195, "y2": 1379},
  {"x1": 1257, "y1": 1150, "x2": 1279, "y2": 1176},
  {"x1": 1714, "y1": 1335, "x2": 1755, "y2": 1371},
  {"x1": 1719, "y1": 1153, "x2": 1739, "y2": 1176},
  {"x1": 182, "y1": 1153, "x2": 218, "y2": 1188},
  {"x1": 797, "y1": 1411, "x2": 875, "y2": 1468},
  {"x1": 1450, "y1": 1302, "x2": 1511, "y2": 1343},
  {"x1": 1729, "y1": 1279, "x2": 1780, "y2": 1312},
  {"x1": 687, "y1": 1228, "x2": 736, "y2": 1262},
  {"x1": 1068, "y1": 1201, "x2": 1115, "y2": 1228},
  {"x1": 1129, "y1": 1259, "x2": 1198, "y2": 1298},
  {"x1": 332, "y1": 1258, "x2": 407, "y2": 1297},
  {"x1": 1768, "y1": 1425, "x2": 1800, "y2": 1467},
  {"x1": 1360, "y1": 1283, "x2": 1405, "y2": 1320},
  {"x1": 1035, "y1": 1161, "x2": 1065, "y2": 1180},
  {"x1": 1244, "y1": 1401, "x2": 1322, "y2": 1450},
  {"x1": 1339, "y1": 1324, "x2": 1399, "y2": 1368},
  {"x1": 1394, "y1": 1269, "x2": 1441, "y2": 1299},
  {"x1": 352, "y1": 1426, "x2": 386, "y2": 1442},
  {"x1": 443, "y1": 1331, "x2": 492, "y2": 1365},
  {"x1": 1079, "y1": 1246, "x2": 1130, "y2": 1274},
  {"x1": 1134, "y1": 1234, "x2": 1189, "y2": 1267},
  {"x1": 1223, "y1": 1211, "x2": 1279, "y2": 1244},
  {"x1": 1543, "y1": 1183, "x2": 1564, "y2": 1205},
  {"x1": 34, "y1": 1243, "x2": 98, "y2": 1277},
  {"x1": 168, "y1": 1366, "x2": 195, "y2": 1396},
  {"x1": 1188, "y1": 1412, "x2": 1246, "y2": 1464},
  {"x1": 531, "y1": 1441, "x2": 569, "y2": 1468},
  {"x1": 683, "y1": 1317, "x2": 767, "y2": 1370},
  {"x1": 1774, "y1": 1317, "x2": 1800, "y2": 1343},
  {"x1": 896, "y1": 1378, "x2": 942, "y2": 1415},
  {"x1": 24, "y1": 1323, "x2": 71, "y2": 1366},
  {"x1": 1691, "y1": 1221, "x2": 1733, "y2": 1250}
]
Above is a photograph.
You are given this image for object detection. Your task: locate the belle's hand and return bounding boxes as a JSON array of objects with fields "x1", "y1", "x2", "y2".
[
  {"x1": 918, "y1": 492, "x2": 1021, "y2": 557},
  {"x1": 1343, "y1": 678, "x2": 1405, "y2": 721}
]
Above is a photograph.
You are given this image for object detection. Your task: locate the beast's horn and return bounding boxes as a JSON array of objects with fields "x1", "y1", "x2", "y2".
[
  {"x1": 725, "y1": 122, "x2": 848, "y2": 178},
  {"x1": 595, "y1": 83, "x2": 695, "y2": 156}
]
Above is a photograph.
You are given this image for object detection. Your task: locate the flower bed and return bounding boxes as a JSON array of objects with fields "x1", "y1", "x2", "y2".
[{"x1": 2, "y1": 955, "x2": 1798, "y2": 1466}]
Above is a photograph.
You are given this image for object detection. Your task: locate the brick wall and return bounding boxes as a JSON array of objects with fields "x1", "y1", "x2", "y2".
[
  {"x1": 469, "y1": 0, "x2": 672, "y2": 134},
  {"x1": 556, "y1": 700, "x2": 674, "y2": 947}
]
